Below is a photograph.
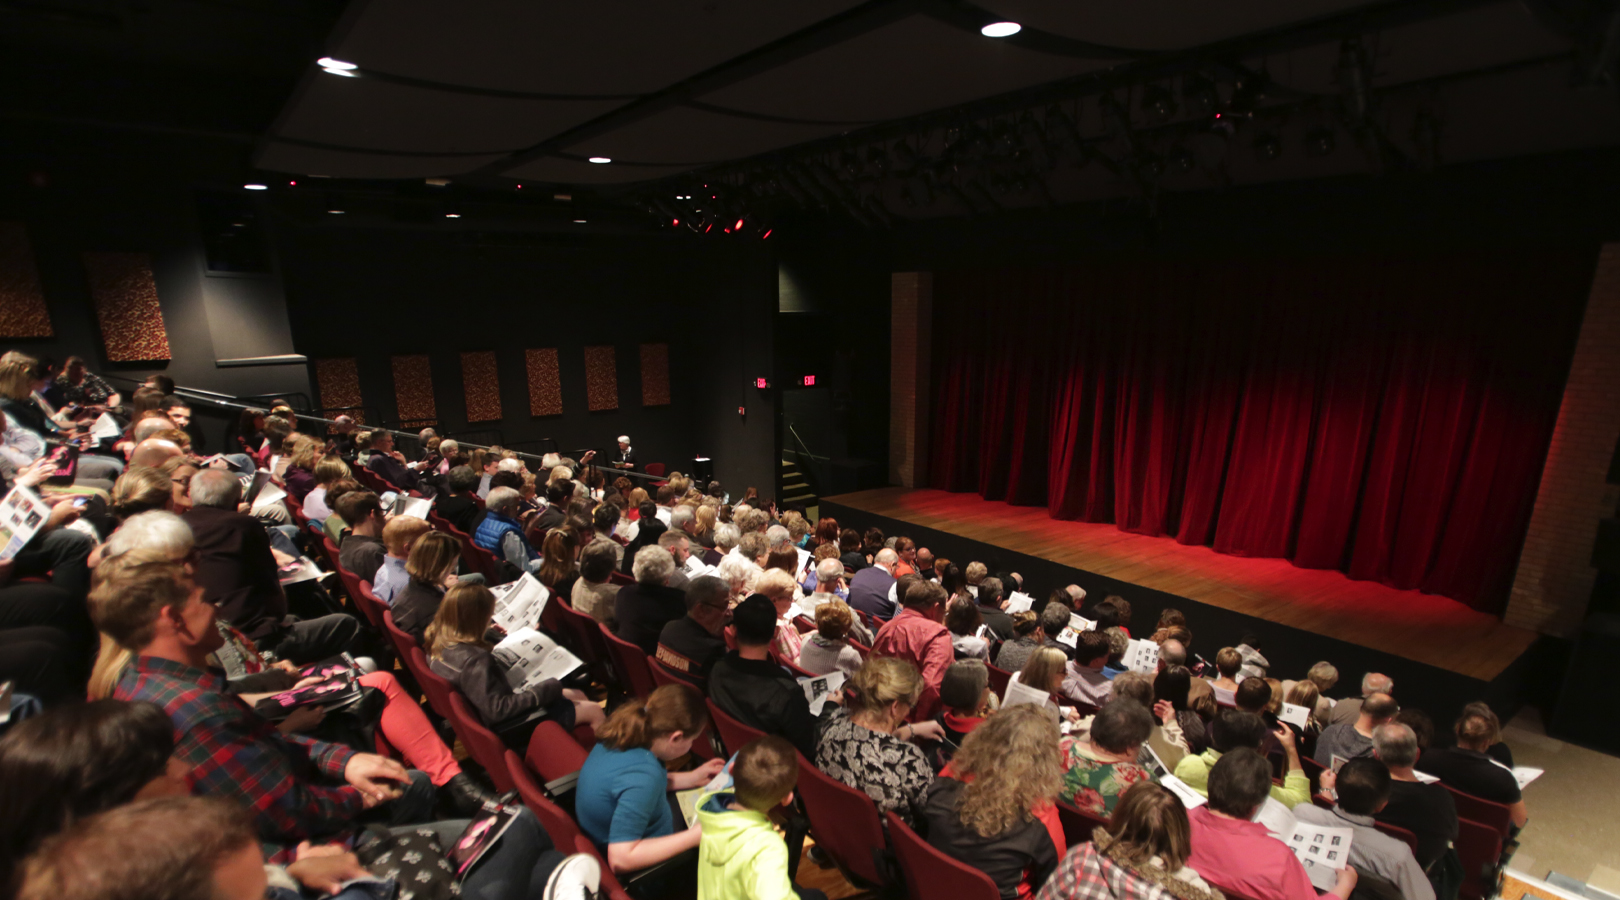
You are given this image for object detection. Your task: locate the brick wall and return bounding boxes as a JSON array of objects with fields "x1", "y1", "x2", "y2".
[
  {"x1": 1506, "y1": 243, "x2": 1620, "y2": 636},
  {"x1": 889, "y1": 272, "x2": 932, "y2": 488}
]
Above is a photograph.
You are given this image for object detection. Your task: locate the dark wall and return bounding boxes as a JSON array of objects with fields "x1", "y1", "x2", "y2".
[
  {"x1": 274, "y1": 226, "x2": 781, "y2": 496},
  {"x1": 0, "y1": 133, "x2": 311, "y2": 452}
]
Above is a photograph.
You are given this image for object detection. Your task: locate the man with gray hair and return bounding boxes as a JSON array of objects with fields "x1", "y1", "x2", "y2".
[
  {"x1": 471, "y1": 486, "x2": 541, "y2": 574},
  {"x1": 1371, "y1": 722, "x2": 1458, "y2": 870},
  {"x1": 1159, "y1": 638, "x2": 1188, "y2": 671},
  {"x1": 656, "y1": 574, "x2": 731, "y2": 677},
  {"x1": 713, "y1": 522, "x2": 741, "y2": 555},
  {"x1": 614, "y1": 544, "x2": 686, "y2": 655},
  {"x1": 1329, "y1": 672, "x2": 1396, "y2": 725},
  {"x1": 802, "y1": 557, "x2": 873, "y2": 643},
  {"x1": 183, "y1": 468, "x2": 358, "y2": 664}
]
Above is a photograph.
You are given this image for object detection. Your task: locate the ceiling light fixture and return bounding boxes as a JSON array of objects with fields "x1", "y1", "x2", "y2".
[
  {"x1": 587, "y1": 156, "x2": 611, "y2": 164},
  {"x1": 444, "y1": 213, "x2": 461, "y2": 218},
  {"x1": 318, "y1": 57, "x2": 359, "y2": 76},
  {"x1": 243, "y1": 183, "x2": 267, "y2": 191},
  {"x1": 327, "y1": 209, "x2": 345, "y2": 214},
  {"x1": 573, "y1": 218, "x2": 588, "y2": 223},
  {"x1": 980, "y1": 21, "x2": 1021, "y2": 37}
]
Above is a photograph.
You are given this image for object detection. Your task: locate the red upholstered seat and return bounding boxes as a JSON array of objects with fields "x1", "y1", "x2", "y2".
[{"x1": 885, "y1": 809, "x2": 1000, "y2": 900}]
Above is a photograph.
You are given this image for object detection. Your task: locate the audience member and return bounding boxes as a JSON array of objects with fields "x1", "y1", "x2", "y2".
[
  {"x1": 798, "y1": 598, "x2": 865, "y2": 679},
  {"x1": 922, "y1": 704, "x2": 1063, "y2": 898},
  {"x1": 572, "y1": 539, "x2": 621, "y2": 628},
  {"x1": 575, "y1": 683, "x2": 722, "y2": 882},
  {"x1": 372, "y1": 515, "x2": 430, "y2": 605},
  {"x1": 694, "y1": 735, "x2": 822, "y2": 900},
  {"x1": 1293, "y1": 758, "x2": 1435, "y2": 900},
  {"x1": 995, "y1": 610, "x2": 1044, "y2": 672},
  {"x1": 474, "y1": 486, "x2": 540, "y2": 574},
  {"x1": 615, "y1": 544, "x2": 688, "y2": 656},
  {"x1": 975, "y1": 575, "x2": 1015, "y2": 640},
  {"x1": 816, "y1": 656, "x2": 940, "y2": 825},
  {"x1": 947, "y1": 596, "x2": 990, "y2": 661},
  {"x1": 871, "y1": 580, "x2": 954, "y2": 719},
  {"x1": 1038, "y1": 782, "x2": 1220, "y2": 900},
  {"x1": 933, "y1": 659, "x2": 994, "y2": 767},
  {"x1": 1210, "y1": 648, "x2": 1242, "y2": 695},
  {"x1": 336, "y1": 488, "x2": 387, "y2": 583},
  {"x1": 1371, "y1": 722, "x2": 1458, "y2": 871},
  {"x1": 1014, "y1": 646, "x2": 1070, "y2": 697},
  {"x1": 1186, "y1": 749, "x2": 1356, "y2": 900},
  {"x1": 753, "y1": 568, "x2": 804, "y2": 663},
  {"x1": 1171, "y1": 709, "x2": 1308, "y2": 808},
  {"x1": 390, "y1": 530, "x2": 461, "y2": 641},
  {"x1": 1281, "y1": 661, "x2": 1339, "y2": 725},
  {"x1": 709, "y1": 595, "x2": 829, "y2": 758},
  {"x1": 1154, "y1": 666, "x2": 1209, "y2": 755},
  {"x1": 1059, "y1": 699, "x2": 1154, "y2": 816},
  {"x1": 1062, "y1": 630, "x2": 1114, "y2": 706},
  {"x1": 436, "y1": 465, "x2": 486, "y2": 535},
  {"x1": 1328, "y1": 672, "x2": 1395, "y2": 726},
  {"x1": 1314, "y1": 691, "x2": 1397, "y2": 768},
  {"x1": 655, "y1": 575, "x2": 730, "y2": 679},
  {"x1": 847, "y1": 547, "x2": 899, "y2": 620},
  {"x1": 1415, "y1": 703, "x2": 1527, "y2": 828}
]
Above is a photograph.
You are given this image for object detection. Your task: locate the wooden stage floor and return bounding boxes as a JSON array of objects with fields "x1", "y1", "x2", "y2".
[{"x1": 825, "y1": 487, "x2": 1538, "y2": 682}]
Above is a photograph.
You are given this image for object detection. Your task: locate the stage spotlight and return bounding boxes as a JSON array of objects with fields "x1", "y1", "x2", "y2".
[
  {"x1": 1253, "y1": 132, "x2": 1282, "y2": 162},
  {"x1": 243, "y1": 183, "x2": 267, "y2": 191},
  {"x1": 1304, "y1": 127, "x2": 1337, "y2": 157},
  {"x1": 733, "y1": 217, "x2": 745, "y2": 231},
  {"x1": 318, "y1": 57, "x2": 359, "y2": 77},
  {"x1": 981, "y1": 21, "x2": 1021, "y2": 37},
  {"x1": 1140, "y1": 84, "x2": 1176, "y2": 122},
  {"x1": 587, "y1": 156, "x2": 611, "y2": 164}
]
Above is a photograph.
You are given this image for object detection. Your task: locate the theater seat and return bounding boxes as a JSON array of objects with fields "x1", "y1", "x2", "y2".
[
  {"x1": 642, "y1": 463, "x2": 665, "y2": 478},
  {"x1": 599, "y1": 625, "x2": 657, "y2": 701},
  {"x1": 796, "y1": 753, "x2": 892, "y2": 889},
  {"x1": 445, "y1": 692, "x2": 515, "y2": 793},
  {"x1": 885, "y1": 809, "x2": 1000, "y2": 900},
  {"x1": 704, "y1": 698, "x2": 765, "y2": 758}
]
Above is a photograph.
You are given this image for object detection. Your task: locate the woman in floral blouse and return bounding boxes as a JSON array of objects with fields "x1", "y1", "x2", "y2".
[
  {"x1": 815, "y1": 656, "x2": 945, "y2": 825},
  {"x1": 1059, "y1": 698, "x2": 1156, "y2": 816}
]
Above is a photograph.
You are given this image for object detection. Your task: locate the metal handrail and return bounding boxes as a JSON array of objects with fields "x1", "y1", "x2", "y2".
[{"x1": 787, "y1": 424, "x2": 830, "y2": 462}]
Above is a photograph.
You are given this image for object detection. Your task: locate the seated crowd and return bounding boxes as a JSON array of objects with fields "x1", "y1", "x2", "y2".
[{"x1": 0, "y1": 349, "x2": 1534, "y2": 900}]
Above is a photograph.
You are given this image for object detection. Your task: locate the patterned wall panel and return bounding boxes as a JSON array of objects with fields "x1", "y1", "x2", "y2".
[
  {"x1": 313, "y1": 357, "x2": 365, "y2": 426},
  {"x1": 640, "y1": 343, "x2": 671, "y2": 406},
  {"x1": 525, "y1": 348, "x2": 563, "y2": 416},
  {"x1": 0, "y1": 223, "x2": 52, "y2": 338},
  {"x1": 82, "y1": 252, "x2": 170, "y2": 361},
  {"x1": 460, "y1": 351, "x2": 503, "y2": 423},
  {"x1": 391, "y1": 354, "x2": 437, "y2": 428},
  {"x1": 584, "y1": 345, "x2": 618, "y2": 411}
]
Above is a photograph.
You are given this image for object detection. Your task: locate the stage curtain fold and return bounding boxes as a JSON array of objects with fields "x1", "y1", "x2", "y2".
[{"x1": 927, "y1": 251, "x2": 1592, "y2": 613}]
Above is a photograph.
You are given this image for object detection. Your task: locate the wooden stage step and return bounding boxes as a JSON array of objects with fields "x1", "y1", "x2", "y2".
[{"x1": 824, "y1": 487, "x2": 1537, "y2": 682}]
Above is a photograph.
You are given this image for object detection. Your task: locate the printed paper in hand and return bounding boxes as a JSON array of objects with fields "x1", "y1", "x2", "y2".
[
  {"x1": 1137, "y1": 743, "x2": 1171, "y2": 780},
  {"x1": 1160, "y1": 774, "x2": 1208, "y2": 809},
  {"x1": 90, "y1": 412, "x2": 123, "y2": 441},
  {"x1": 1279, "y1": 702, "x2": 1312, "y2": 730},
  {"x1": 492, "y1": 627, "x2": 582, "y2": 691},
  {"x1": 797, "y1": 670, "x2": 846, "y2": 716},
  {"x1": 1212, "y1": 685, "x2": 1237, "y2": 707},
  {"x1": 676, "y1": 753, "x2": 738, "y2": 827},
  {"x1": 1004, "y1": 591, "x2": 1034, "y2": 614},
  {"x1": 277, "y1": 557, "x2": 324, "y2": 585},
  {"x1": 250, "y1": 477, "x2": 287, "y2": 514},
  {"x1": 1002, "y1": 676, "x2": 1056, "y2": 711},
  {"x1": 683, "y1": 554, "x2": 716, "y2": 579},
  {"x1": 390, "y1": 495, "x2": 432, "y2": 520},
  {"x1": 1121, "y1": 639, "x2": 1161, "y2": 674},
  {"x1": 1509, "y1": 765, "x2": 1543, "y2": 789},
  {"x1": 0, "y1": 486, "x2": 52, "y2": 560},
  {"x1": 1411, "y1": 770, "x2": 1441, "y2": 784},
  {"x1": 490, "y1": 573, "x2": 550, "y2": 633},
  {"x1": 1286, "y1": 820, "x2": 1355, "y2": 871},
  {"x1": 1055, "y1": 613, "x2": 1099, "y2": 647}
]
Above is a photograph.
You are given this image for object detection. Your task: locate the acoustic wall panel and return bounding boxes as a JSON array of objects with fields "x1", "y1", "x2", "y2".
[
  {"x1": 391, "y1": 354, "x2": 437, "y2": 428},
  {"x1": 0, "y1": 223, "x2": 52, "y2": 338},
  {"x1": 460, "y1": 350, "x2": 503, "y2": 423},
  {"x1": 584, "y1": 345, "x2": 618, "y2": 411},
  {"x1": 82, "y1": 252, "x2": 170, "y2": 361},
  {"x1": 640, "y1": 343, "x2": 671, "y2": 406},
  {"x1": 314, "y1": 357, "x2": 366, "y2": 424},
  {"x1": 525, "y1": 348, "x2": 563, "y2": 416}
]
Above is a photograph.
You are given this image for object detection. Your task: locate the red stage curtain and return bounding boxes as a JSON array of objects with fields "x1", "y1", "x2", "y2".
[{"x1": 927, "y1": 251, "x2": 1593, "y2": 613}]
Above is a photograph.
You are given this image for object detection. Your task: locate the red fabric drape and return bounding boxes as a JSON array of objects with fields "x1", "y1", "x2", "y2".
[{"x1": 927, "y1": 251, "x2": 1592, "y2": 613}]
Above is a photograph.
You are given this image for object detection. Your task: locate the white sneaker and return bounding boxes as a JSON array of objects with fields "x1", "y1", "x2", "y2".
[{"x1": 542, "y1": 853, "x2": 602, "y2": 900}]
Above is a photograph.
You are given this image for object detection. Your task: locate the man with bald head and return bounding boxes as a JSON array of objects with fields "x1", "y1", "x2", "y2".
[
  {"x1": 1329, "y1": 672, "x2": 1396, "y2": 726},
  {"x1": 129, "y1": 437, "x2": 184, "y2": 468},
  {"x1": 182, "y1": 469, "x2": 357, "y2": 663},
  {"x1": 1159, "y1": 638, "x2": 1188, "y2": 672},
  {"x1": 847, "y1": 547, "x2": 900, "y2": 621},
  {"x1": 1316, "y1": 691, "x2": 1398, "y2": 768}
]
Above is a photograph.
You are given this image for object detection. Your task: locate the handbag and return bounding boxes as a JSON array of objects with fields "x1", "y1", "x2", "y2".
[{"x1": 355, "y1": 825, "x2": 458, "y2": 900}]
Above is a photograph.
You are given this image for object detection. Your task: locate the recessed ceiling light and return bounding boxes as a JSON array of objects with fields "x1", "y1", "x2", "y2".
[
  {"x1": 243, "y1": 183, "x2": 267, "y2": 190},
  {"x1": 327, "y1": 209, "x2": 345, "y2": 214},
  {"x1": 587, "y1": 157, "x2": 611, "y2": 164},
  {"x1": 445, "y1": 213, "x2": 461, "y2": 218},
  {"x1": 980, "y1": 21, "x2": 1021, "y2": 37},
  {"x1": 317, "y1": 57, "x2": 357, "y2": 70},
  {"x1": 573, "y1": 219, "x2": 587, "y2": 223}
]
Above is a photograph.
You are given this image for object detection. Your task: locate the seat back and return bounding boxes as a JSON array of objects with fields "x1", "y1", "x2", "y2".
[
  {"x1": 380, "y1": 610, "x2": 419, "y2": 660},
  {"x1": 551, "y1": 596, "x2": 610, "y2": 668},
  {"x1": 885, "y1": 810, "x2": 1001, "y2": 900},
  {"x1": 524, "y1": 719, "x2": 590, "y2": 786},
  {"x1": 986, "y1": 663, "x2": 1012, "y2": 701},
  {"x1": 505, "y1": 749, "x2": 581, "y2": 846},
  {"x1": 407, "y1": 646, "x2": 457, "y2": 721},
  {"x1": 796, "y1": 754, "x2": 891, "y2": 887},
  {"x1": 651, "y1": 655, "x2": 705, "y2": 691},
  {"x1": 1455, "y1": 816, "x2": 1505, "y2": 900},
  {"x1": 1300, "y1": 754, "x2": 1327, "y2": 796},
  {"x1": 351, "y1": 579, "x2": 386, "y2": 630},
  {"x1": 781, "y1": 656, "x2": 819, "y2": 680},
  {"x1": 705, "y1": 699, "x2": 766, "y2": 758},
  {"x1": 642, "y1": 463, "x2": 665, "y2": 477},
  {"x1": 599, "y1": 626, "x2": 657, "y2": 700},
  {"x1": 1056, "y1": 799, "x2": 1110, "y2": 847},
  {"x1": 1442, "y1": 784, "x2": 1514, "y2": 839},
  {"x1": 608, "y1": 570, "x2": 634, "y2": 586},
  {"x1": 445, "y1": 692, "x2": 515, "y2": 792}
]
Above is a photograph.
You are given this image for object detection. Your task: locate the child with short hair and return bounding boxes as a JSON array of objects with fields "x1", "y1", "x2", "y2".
[
  {"x1": 374, "y1": 515, "x2": 431, "y2": 604},
  {"x1": 696, "y1": 736, "x2": 824, "y2": 900}
]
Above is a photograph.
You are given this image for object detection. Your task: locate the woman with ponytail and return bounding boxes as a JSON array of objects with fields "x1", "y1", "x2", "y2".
[{"x1": 575, "y1": 683, "x2": 724, "y2": 891}]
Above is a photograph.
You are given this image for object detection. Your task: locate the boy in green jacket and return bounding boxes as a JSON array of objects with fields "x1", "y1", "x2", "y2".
[{"x1": 695, "y1": 735, "x2": 825, "y2": 900}]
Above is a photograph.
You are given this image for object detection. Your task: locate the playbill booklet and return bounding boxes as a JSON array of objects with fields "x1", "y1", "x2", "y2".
[
  {"x1": 492, "y1": 627, "x2": 582, "y2": 692},
  {"x1": 0, "y1": 486, "x2": 51, "y2": 560},
  {"x1": 796, "y1": 670, "x2": 845, "y2": 716},
  {"x1": 489, "y1": 573, "x2": 550, "y2": 633},
  {"x1": 253, "y1": 654, "x2": 367, "y2": 720}
]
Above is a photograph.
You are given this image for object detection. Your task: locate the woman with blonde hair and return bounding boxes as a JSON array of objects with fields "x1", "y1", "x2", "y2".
[
  {"x1": 536, "y1": 528, "x2": 580, "y2": 597},
  {"x1": 109, "y1": 467, "x2": 174, "y2": 522},
  {"x1": 425, "y1": 583, "x2": 602, "y2": 743},
  {"x1": 626, "y1": 486, "x2": 650, "y2": 518},
  {"x1": 816, "y1": 656, "x2": 940, "y2": 824},
  {"x1": 691, "y1": 504, "x2": 717, "y2": 548},
  {"x1": 922, "y1": 703, "x2": 1064, "y2": 898},
  {"x1": 301, "y1": 454, "x2": 349, "y2": 521},
  {"x1": 390, "y1": 530, "x2": 462, "y2": 640},
  {"x1": 1012, "y1": 646, "x2": 1069, "y2": 696},
  {"x1": 281, "y1": 434, "x2": 323, "y2": 504},
  {"x1": 576, "y1": 683, "x2": 723, "y2": 883},
  {"x1": 1040, "y1": 781, "x2": 1221, "y2": 900}
]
